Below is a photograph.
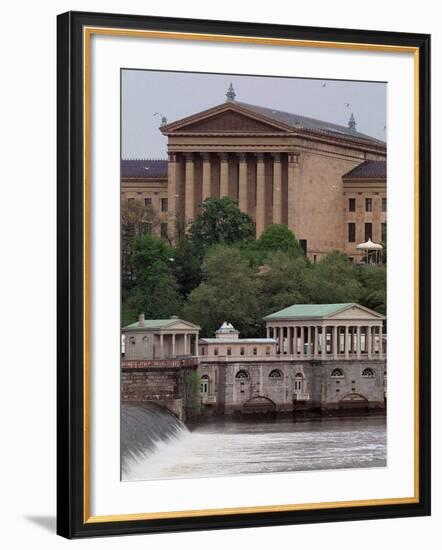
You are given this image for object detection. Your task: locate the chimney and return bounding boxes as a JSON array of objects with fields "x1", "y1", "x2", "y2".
[{"x1": 138, "y1": 313, "x2": 145, "y2": 327}]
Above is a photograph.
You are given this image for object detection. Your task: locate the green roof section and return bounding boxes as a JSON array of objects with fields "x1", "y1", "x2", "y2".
[
  {"x1": 263, "y1": 303, "x2": 355, "y2": 320},
  {"x1": 122, "y1": 318, "x2": 200, "y2": 330}
]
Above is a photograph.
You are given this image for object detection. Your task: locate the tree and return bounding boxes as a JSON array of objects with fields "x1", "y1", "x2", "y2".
[
  {"x1": 308, "y1": 251, "x2": 362, "y2": 304},
  {"x1": 172, "y1": 237, "x2": 202, "y2": 299},
  {"x1": 257, "y1": 251, "x2": 310, "y2": 320},
  {"x1": 256, "y1": 224, "x2": 304, "y2": 257},
  {"x1": 356, "y1": 264, "x2": 386, "y2": 315},
  {"x1": 183, "y1": 245, "x2": 260, "y2": 337},
  {"x1": 189, "y1": 197, "x2": 255, "y2": 254},
  {"x1": 123, "y1": 234, "x2": 182, "y2": 323}
]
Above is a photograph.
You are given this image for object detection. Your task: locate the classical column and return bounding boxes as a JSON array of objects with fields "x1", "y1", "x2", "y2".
[
  {"x1": 195, "y1": 332, "x2": 199, "y2": 357},
  {"x1": 159, "y1": 333, "x2": 164, "y2": 359},
  {"x1": 219, "y1": 153, "x2": 229, "y2": 197},
  {"x1": 368, "y1": 326, "x2": 373, "y2": 358},
  {"x1": 323, "y1": 326, "x2": 328, "y2": 356},
  {"x1": 333, "y1": 326, "x2": 338, "y2": 359},
  {"x1": 287, "y1": 153, "x2": 300, "y2": 235},
  {"x1": 272, "y1": 153, "x2": 282, "y2": 224},
  {"x1": 238, "y1": 153, "x2": 248, "y2": 213},
  {"x1": 255, "y1": 153, "x2": 266, "y2": 237},
  {"x1": 172, "y1": 333, "x2": 176, "y2": 357},
  {"x1": 266, "y1": 326, "x2": 270, "y2": 338},
  {"x1": 184, "y1": 153, "x2": 195, "y2": 222},
  {"x1": 202, "y1": 153, "x2": 212, "y2": 202},
  {"x1": 167, "y1": 153, "x2": 179, "y2": 240},
  {"x1": 307, "y1": 326, "x2": 312, "y2": 356},
  {"x1": 184, "y1": 333, "x2": 188, "y2": 355},
  {"x1": 356, "y1": 326, "x2": 361, "y2": 359},
  {"x1": 345, "y1": 326, "x2": 349, "y2": 359},
  {"x1": 278, "y1": 327, "x2": 284, "y2": 355},
  {"x1": 314, "y1": 326, "x2": 319, "y2": 358}
]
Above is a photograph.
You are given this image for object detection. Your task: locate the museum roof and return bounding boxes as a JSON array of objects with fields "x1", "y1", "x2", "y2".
[
  {"x1": 121, "y1": 159, "x2": 168, "y2": 178},
  {"x1": 263, "y1": 303, "x2": 357, "y2": 320},
  {"x1": 342, "y1": 160, "x2": 386, "y2": 179},
  {"x1": 235, "y1": 101, "x2": 385, "y2": 145}
]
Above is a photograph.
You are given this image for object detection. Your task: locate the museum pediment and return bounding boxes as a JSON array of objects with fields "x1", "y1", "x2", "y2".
[{"x1": 160, "y1": 104, "x2": 293, "y2": 135}]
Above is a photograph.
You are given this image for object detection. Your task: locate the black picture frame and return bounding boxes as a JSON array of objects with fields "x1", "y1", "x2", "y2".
[{"x1": 57, "y1": 10, "x2": 431, "y2": 539}]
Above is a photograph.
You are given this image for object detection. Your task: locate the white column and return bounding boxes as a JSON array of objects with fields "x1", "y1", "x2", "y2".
[
  {"x1": 356, "y1": 326, "x2": 361, "y2": 359},
  {"x1": 172, "y1": 333, "x2": 176, "y2": 357},
  {"x1": 167, "y1": 152, "x2": 178, "y2": 241},
  {"x1": 345, "y1": 326, "x2": 349, "y2": 359},
  {"x1": 160, "y1": 333, "x2": 164, "y2": 359},
  {"x1": 368, "y1": 326, "x2": 373, "y2": 358},
  {"x1": 323, "y1": 326, "x2": 328, "y2": 356},
  {"x1": 184, "y1": 333, "x2": 188, "y2": 355},
  {"x1": 278, "y1": 327, "x2": 283, "y2": 355},
  {"x1": 307, "y1": 326, "x2": 311, "y2": 356},
  {"x1": 287, "y1": 153, "x2": 300, "y2": 236},
  {"x1": 314, "y1": 326, "x2": 319, "y2": 358},
  {"x1": 266, "y1": 326, "x2": 270, "y2": 338},
  {"x1": 333, "y1": 326, "x2": 338, "y2": 359},
  {"x1": 195, "y1": 332, "x2": 199, "y2": 357}
]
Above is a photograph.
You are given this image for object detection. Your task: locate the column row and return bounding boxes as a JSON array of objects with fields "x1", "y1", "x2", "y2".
[
  {"x1": 266, "y1": 325, "x2": 384, "y2": 359},
  {"x1": 167, "y1": 151, "x2": 300, "y2": 238}
]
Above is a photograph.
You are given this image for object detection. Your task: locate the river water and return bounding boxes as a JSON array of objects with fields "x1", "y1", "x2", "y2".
[{"x1": 122, "y1": 404, "x2": 386, "y2": 482}]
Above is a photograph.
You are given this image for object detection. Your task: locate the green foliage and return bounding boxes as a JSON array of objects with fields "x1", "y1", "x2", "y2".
[
  {"x1": 308, "y1": 251, "x2": 362, "y2": 304},
  {"x1": 189, "y1": 197, "x2": 255, "y2": 254},
  {"x1": 356, "y1": 264, "x2": 387, "y2": 315},
  {"x1": 183, "y1": 245, "x2": 260, "y2": 337},
  {"x1": 185, "y1": 370, "x2": 202, "y2": 417},
  {"x1": 257, "y1": 224, "x2": 304, "y2": 257},
  {"x1": 171, "y1": 237, "x2": 202, "y2": 299},
  {"x1": 124, "y1": 234, "x2": 182, "y2": 321}
]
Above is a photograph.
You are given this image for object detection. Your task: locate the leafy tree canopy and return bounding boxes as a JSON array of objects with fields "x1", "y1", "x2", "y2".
[{"x1": 189, "y1": 197, "x2": 255, "y2": 254}]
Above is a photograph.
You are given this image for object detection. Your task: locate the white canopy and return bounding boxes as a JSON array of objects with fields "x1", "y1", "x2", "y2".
[{"x1": 356, "y1": 238, "x2": 383, "y2": 251}]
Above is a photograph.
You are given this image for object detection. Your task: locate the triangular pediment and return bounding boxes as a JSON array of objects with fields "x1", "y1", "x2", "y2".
[
  {"x1": 161, "y1": 319, "x2": 201, "y2": 331},
  {"x1": 160, "y1": 103, "x2": 293, "y2": 135},
  {"x1": 326, "y1": 304, "x2": 384, "y2": 321}
]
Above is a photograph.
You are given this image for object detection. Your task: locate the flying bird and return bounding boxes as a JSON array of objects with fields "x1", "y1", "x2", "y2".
[{"x1": 322, "y1": 83, "x2": 327, "y2": 87}]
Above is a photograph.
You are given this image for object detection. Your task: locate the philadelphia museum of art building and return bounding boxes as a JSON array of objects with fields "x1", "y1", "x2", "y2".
[{"x1": 122, "y1": 85, "x2": 387, "y2": 261}]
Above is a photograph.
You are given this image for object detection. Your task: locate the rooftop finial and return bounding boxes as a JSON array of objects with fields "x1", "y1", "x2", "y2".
[
  {"x1": 348, "y1": 112, "x2": 356, "y2": 130},
  {"x1": 226, "y1": 82, "x2": 236, "y2": 102}
]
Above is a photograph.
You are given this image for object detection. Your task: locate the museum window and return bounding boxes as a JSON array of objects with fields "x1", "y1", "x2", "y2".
[
  {"x1": 144, "y1": 197, "x2": 152, "y2": 207},
  {"x1": 129, "y1": 336, "x2": 136, "y2": 345},
  {"x1": 128, "y1": 197, "x2": 135, "y2": 203},
  {"x1": 362, "y1": 368, "x2": 375, "y2": 378},
  {"x1": 348, "y1": 198, "x2": 356, "y2": 212},
  {"x1": 161, "y1": 198, "x2": 168, "y2": 212},
  {"x1": 200, "y1": 374, "x2": 209, "y2": 395},
  {"x1": 227, "y1": 347, "x2": 232, "y2": 356},
  {"x1": 160, "y1": 222, "x2": 168, "y2": 239},
  {"x1": 365, "y1": 222, "x2": 372, "y2": 241},
  {"x1": 331, "y1": 368, "x2": 344, "y2": 378},
  {"x1": 145, "y1": 222, "x2": 152, "y2": 234},
  {"x1": 265, "y1": 346, "x2": 271, "y2": 355},
  {"x1": 269, "y1": 369, "x2": 282, "y2": 379},
  {"x1": 214, "y1": 348, "x2": 218, "y2": 356},
  {"x1": 299, "y1": 239, "x2": 307, "y2": 256},
  {"x1": 381, "y1": 222, "x2": 387, "y2": 243},
  {"x1": 348, "y1": 223, "x2": 356, "y2": 243},
  {"x1": 240, "y1": 347, "x2": 245, "y2": 356},
  {"x1": 365, "y1": 198, "x2": 372, "y2": 212},
  {"x1": 382, "y1": 197, "x2": 387, "y2": 212},
  {"x1": 235, "y1": 370, "x2": 249, "y2": 380},
  {"x1": 201, "y1": 347, "x2": 205, "y2": 356},
  {"x1": 252, "y1": 348, "x2": 258, "y2": 355},
  {"x1": 294, "y1": 372, "x2": 304, "y2": 391}
]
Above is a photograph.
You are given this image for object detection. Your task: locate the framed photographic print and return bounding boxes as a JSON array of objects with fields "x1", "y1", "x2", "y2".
[{"x1": 57, "y1": 11, "x2": 431, "y2": 538}]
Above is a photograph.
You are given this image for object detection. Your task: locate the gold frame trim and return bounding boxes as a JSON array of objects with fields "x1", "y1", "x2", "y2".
[{"x1": 82, "y1": 26, "x2": 420, "y2": 524}]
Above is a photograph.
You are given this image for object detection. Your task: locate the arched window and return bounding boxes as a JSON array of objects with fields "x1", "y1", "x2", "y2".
[
  {"x1": 129, "y1": 336, "x2": 136, "y2": 345},
  {"x1": 269, "y1": 369, "x2": 282, "y2": 379},
  {"x1": 294, "y1": 372, "x2": 304, "y2": 391},
  {"x1": 235, "y1": 370, "x2": 249, "y2": 380},
  {"x1": 331, "y1": 368, "x2": 344, "y2": 378},
  {"x1": 362, "y1": 368, "x2": 375, "y2": 378},
  {"x1": 200, "y1": 374, "x2": 209, "y2": 394}
]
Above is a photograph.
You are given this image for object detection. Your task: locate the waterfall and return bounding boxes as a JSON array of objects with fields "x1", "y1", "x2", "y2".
[{"x1": 121, "y1": 402, "x2": 188, "y2": 475}]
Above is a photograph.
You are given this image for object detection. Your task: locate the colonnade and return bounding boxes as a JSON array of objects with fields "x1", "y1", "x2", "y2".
[
  {"x1": 167, "y1": 151, "x2": 300, "y2": 238},
  {"x1": 265, "y1": 324, "x2": 384, "y2": 359}
]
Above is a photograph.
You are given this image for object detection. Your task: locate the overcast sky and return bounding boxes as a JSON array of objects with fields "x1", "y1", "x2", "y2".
[{"x1": 122, "y1": 69, "x2": 386, "y2": 159}]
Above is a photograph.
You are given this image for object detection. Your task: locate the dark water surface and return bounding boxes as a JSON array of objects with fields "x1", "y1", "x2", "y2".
[{"x1": 122, "y1": 404, "x2": 386, "y2": 481}]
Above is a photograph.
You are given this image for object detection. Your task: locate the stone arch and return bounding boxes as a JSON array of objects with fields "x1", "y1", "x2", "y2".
[
  {"x1": 242, "y1": 396, "x2": 276, "y2": 415},
  {"x1": 339, "y1": 392, "x2": 369, "y2": 412},
  {"x1": 268, "y1": 369, "x2": 283, "y2": 379}
]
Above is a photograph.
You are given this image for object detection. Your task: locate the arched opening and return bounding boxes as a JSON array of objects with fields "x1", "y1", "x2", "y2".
[
  {"x1": 339, "y1": 392, "x2": 369, "y2": 412},
  {"x1": 269, "y1": 369, "x2": 283, "y2": 379},
  {"x1": 235, "y1": 370, "x2": 250, "y2": 380},
  {"x1": 200, "y1": 374, "x2": 209, "y2": 395},
  {"x1": 242, "y1": 396, "x2": 276, "y2": 416},
  {"x1": 362, "y1": 367, "x2": 375, "y2": 378}
]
